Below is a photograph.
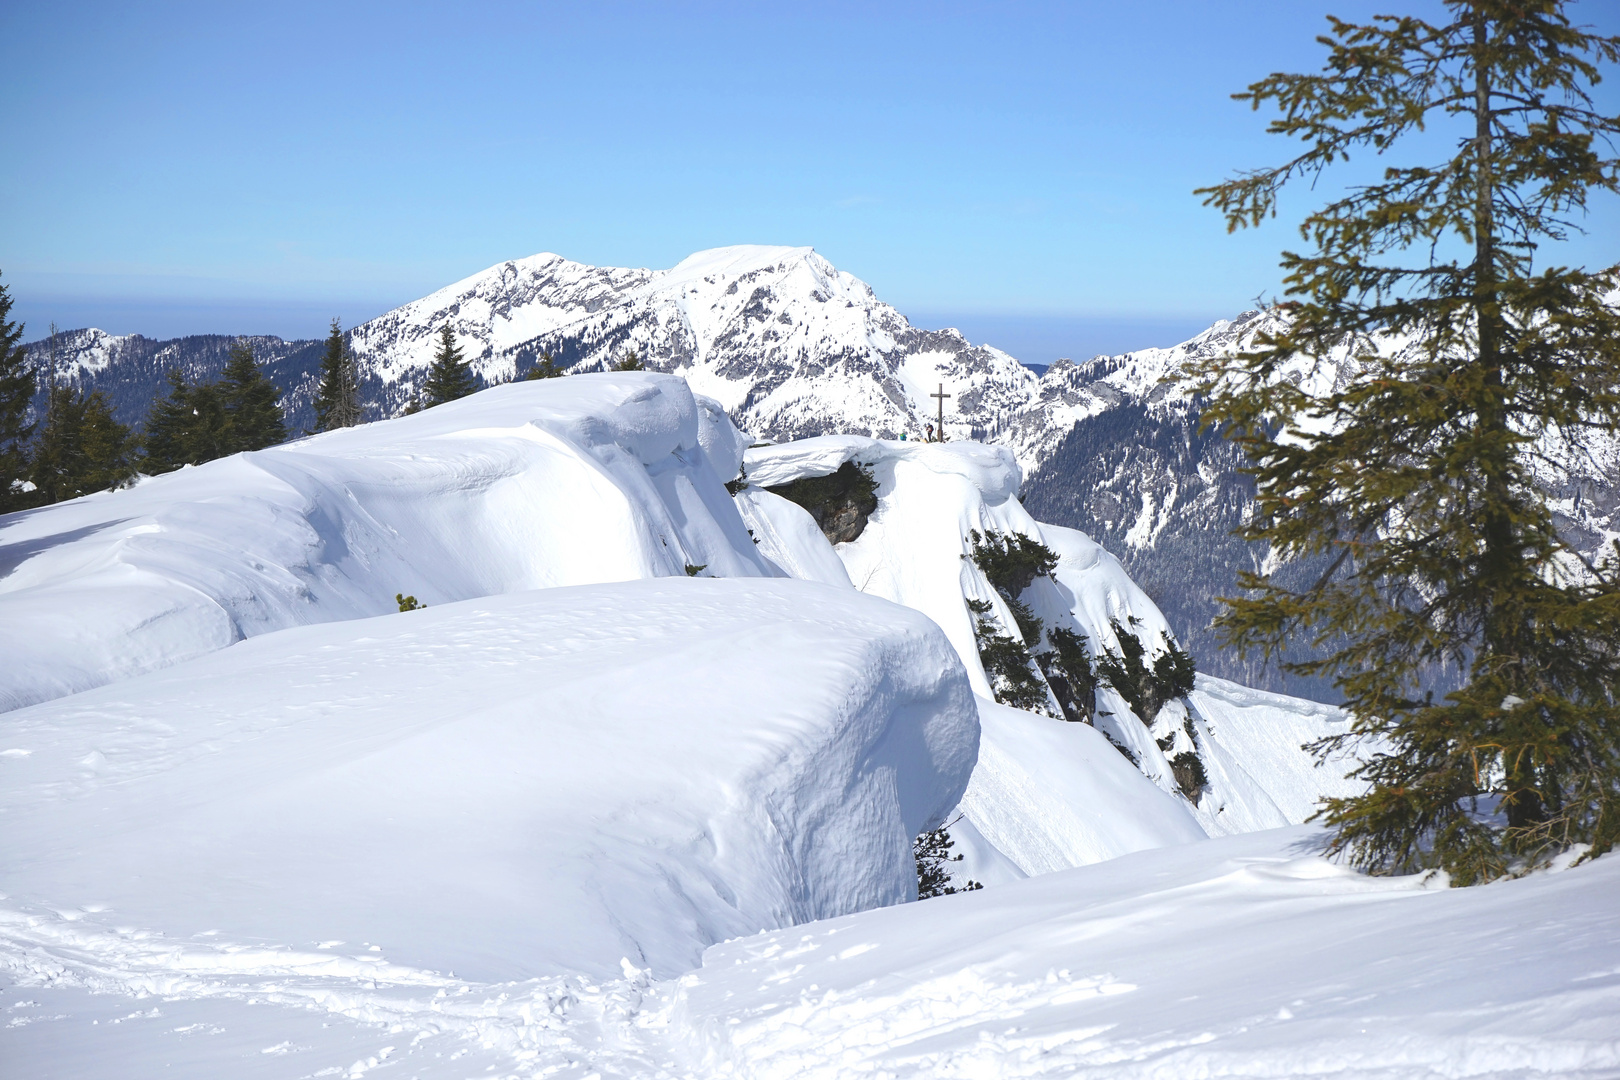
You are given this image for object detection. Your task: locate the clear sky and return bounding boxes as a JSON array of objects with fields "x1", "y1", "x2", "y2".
[{"x1": 4, "y1": 1, "x2": 1617, "y2": 362}]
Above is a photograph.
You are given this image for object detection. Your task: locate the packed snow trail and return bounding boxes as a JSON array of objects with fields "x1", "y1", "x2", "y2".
[
  {"x1": 6, "y1": 828, "x2": 1615, "y2": 1078},
  {"x1": 0, "y1": 579, "x2": 976, "y2": 983},
  {"x1": 0, "y1": 373, "x2": 770, "y2": 713}
]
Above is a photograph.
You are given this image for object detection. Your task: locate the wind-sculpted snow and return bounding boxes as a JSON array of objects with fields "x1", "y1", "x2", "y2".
[
  {"x1": 0, "y1": 373, "x2": 774, "y2": 713},
  {"x1": 0, "y1": 579, "x2": 977, "y2": 986}
]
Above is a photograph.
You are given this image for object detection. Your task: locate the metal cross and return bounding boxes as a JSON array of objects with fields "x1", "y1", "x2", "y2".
[{"x1": 930, "y1": 383, "x2": 952, "y2": 442}]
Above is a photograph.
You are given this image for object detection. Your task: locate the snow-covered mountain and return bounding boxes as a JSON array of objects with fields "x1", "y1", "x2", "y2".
[
  {"x1": 349, "y1": 245, "x2": 1039, "y2": 441},
  {"x1": 24, "y1": 250, "x2": 1618, "y2": 700}
]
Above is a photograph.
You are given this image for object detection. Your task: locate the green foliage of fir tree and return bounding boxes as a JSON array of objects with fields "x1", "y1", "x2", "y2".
[
  {"x1": 1183, "y1": 0, "x2": 1620, "y2": 881},
  {"x1": 421, "y1": 323, "x2": 478, "y2": 407},
  {"x1": 966, "y1": 598, "x2": 1053, "y2": 712},
  {"x1": 0, "y1": 272, "x2": 36, "y2": 514},
  {"x1": 219, "y1": 340, "x2": 286, "y2": 451},
  {"x1": 1094, "y1": 619, "x2": 1196, "y2": 725},
  {"x1": 30, "y1": 382, "x2": 134, "y2": 503},
  {"x1": 313, "y1": 319, "x2": 362, "y2": 431},
  {"x1": 141, "y1": 369, "x2": 228, "y2": 473},
  {"x1": 525, "y1": 350, "x2": 564, "y2": 380},
  {"x1": 967, "y1": 529, "x2": 1059, "y2": 642},
  {"x1": 615, "y1": 349, "x2": 645, "y2": 372},
  {"x1": 1038, "y1": 625, "x2": 1100, "y2": 723}
]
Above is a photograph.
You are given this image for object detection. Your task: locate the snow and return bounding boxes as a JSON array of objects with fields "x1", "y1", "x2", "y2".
[
  {"x1": 668, "y1": 828, "x2": 1620, "y2": 1079},
  {"x1": 0, "y1": 373, "x2": 775, "y2": 713},
  {"x1": 955, "y1": 697, "x2": 1204, "y2": 878},
  {"x1": 733, "y1": 488, "x2": 854, "y2": 588},
  {"x1": 9, "y1": 825, "x2": 1615, "y2": 1078},
  {"x1": 742, "y1": 436, "x2": 1358, "y2": 844},
  {"x1": 0, "y1": 578, "x2": 977, "y2": 986},
  {"x1": 6, "y1": 368, "x2": 1603, "y2": 1078}
]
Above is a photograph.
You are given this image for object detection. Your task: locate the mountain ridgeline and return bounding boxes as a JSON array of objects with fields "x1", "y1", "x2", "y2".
[{"x1": 20, "y1": 247, "x2": 1618, "y2": 701}]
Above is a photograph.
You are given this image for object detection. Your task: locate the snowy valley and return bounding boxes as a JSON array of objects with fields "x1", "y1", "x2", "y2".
[{"x1": 2, "y1": 372, "x2": 1615, "y2": 1078}]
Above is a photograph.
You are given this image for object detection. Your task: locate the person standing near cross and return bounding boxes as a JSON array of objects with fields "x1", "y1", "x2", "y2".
[{"x1": 930, "y1": 383, "x2": 951, "y2": 442}]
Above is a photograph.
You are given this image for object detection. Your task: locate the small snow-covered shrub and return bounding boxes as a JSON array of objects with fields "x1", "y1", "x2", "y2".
[{"x1": 914, "y1": 822, "x2": 983, "y2": 899}]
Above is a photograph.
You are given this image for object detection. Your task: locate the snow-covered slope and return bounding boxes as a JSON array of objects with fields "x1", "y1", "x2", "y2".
[
  {"x1": 667, "y1": 827, "x2": 1619, "y2": 1080},
  {"x1": 0, "y1": 578, "x2": 976, "y2": 984},
  {"x1": 0, "y1": 373, "x2": 771, "y2": 712},
  {"x1": 740, "y1": 436, "x2": 1360, "y2": 868},
  {"x1": 9, "y1": 826, "x2": 1614, "y2": 1079}
]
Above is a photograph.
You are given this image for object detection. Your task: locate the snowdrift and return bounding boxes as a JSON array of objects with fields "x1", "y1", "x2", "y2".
[
  {"x1": 0, "y1": 578, "x2": 976, "y2": 983},
  {"x1": 0, "y1": 373, "x2": 774, "y2": 713}
]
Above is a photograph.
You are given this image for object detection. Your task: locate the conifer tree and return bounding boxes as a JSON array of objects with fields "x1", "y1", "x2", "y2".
[
  {"x1": 140, "y1": 369, "x2": 227, "y2": 472},
  {"x1": 1185, "y1": 0, "x2": 1620, "y2": 882},
  {"x1": 615, "y1": 349, "x2": 645, "y2": 372},
  {"x1": 525, "y1": 350, "x2": 563, "y2": 380},
  {"x1": 219, "y1": 339, "x2": 285, "y2": 451},
  {"x1": 421, "y1": 323, "x2": 477, "y2": 407},
  {"x1": 313, "y1": 319, "x2": 361, "y2": 431},
  {"x1": 0, "y1": 272, "x2": 35, "y2": 514},
  {"x1": 140, "y1": 369, "x2": 195, "y2": 474},
  {"x1": 30, "y1": 381, "x2": 133, "y2": 503}
]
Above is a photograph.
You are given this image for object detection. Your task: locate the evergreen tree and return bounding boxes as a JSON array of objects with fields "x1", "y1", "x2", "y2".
[
  {"x1": 525, "y1": 350, "x2": 563, "y2": 380},
  {"x1": 313, "y1": 319, "x2": 361, "y2": 431},
  {"x1": 1185, "y1": 0, "x2": 1620, "y2": 881},
  {"x1": 615, "y1": 349, "x2": 645, "y2": 372},
  {"x1": 140, "y1": 369, "x2": 195, "y2": 474},
  {"x1": 0, "y1": 272, "x2": 35, "y2": 514},
  {"x1": 140, "y1": 369, "x2": 228, "y2": 472},
  {"x1": 30, "y1": 381, "x2": 133, "y2": 503},
  {"x1": 76, "y1": 390, "x2": 136, "y2": 494},
  {"x1": 219, "y1": 339, "x2": 285, "y2": 451},
  {"x1": 421, "y1": 323, "x2": 477, "y2": 407}
]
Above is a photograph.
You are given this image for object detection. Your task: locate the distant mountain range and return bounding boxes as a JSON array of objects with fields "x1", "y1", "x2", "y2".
[{"x1": 23, "y1": 246, "x2": 1619, "y2": 699}]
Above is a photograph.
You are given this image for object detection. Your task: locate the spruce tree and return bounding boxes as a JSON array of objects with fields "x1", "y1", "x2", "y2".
[
  {"x1": 140, "y1": 369, "x2": 228, "y2": 472},
  {"x1": 140, "y1": 369, "x2": 195, "y2": 474},
  {"x1": 1185, "y1": 0, "x2": 1620, "y2": 882},
  {"x1": 313, "y1": 319, "x2": 361, "y2": 431},
  {"x1": 0, "y1": 272, "x2": 35, "y2": 514},
  {"x1": 219, "y1": 339, "x2": 285, "y2": 451},
  {"x1": 421, "y1": 323, "x2": 477, "y2": 407},
  {"x1": 615, "y1": 349, "x2": 645, "y2": 372},
  {"x1": 30, "y1": 382, "x2": 133, "y2": 503}
]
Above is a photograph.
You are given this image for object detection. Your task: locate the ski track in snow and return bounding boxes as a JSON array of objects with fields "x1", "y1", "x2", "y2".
[{"x1": 6, "y1": 829, "x2": 1618, "y2": 1078}]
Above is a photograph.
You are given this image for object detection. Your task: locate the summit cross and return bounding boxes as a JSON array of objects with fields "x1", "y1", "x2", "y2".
[{"x1": 931, "y1": 383, "x2": 951, "y2": 442}]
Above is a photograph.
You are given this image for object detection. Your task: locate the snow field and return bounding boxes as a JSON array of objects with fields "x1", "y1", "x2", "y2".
[
  {"x1": 0, "y1": 373, "x2": 773, "y2": 713},
  {"x1": 669, "y1": 827, "x2": 1620, "y2": 1079},
  {"x1": 11, "y1": 826, "x2": 1614, "y2": 1079}
]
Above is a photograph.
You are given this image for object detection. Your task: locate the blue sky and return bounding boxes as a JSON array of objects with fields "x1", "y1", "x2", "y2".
[{"x1": 4, "y1": 1, "x2": 1617, "y2": 362}]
